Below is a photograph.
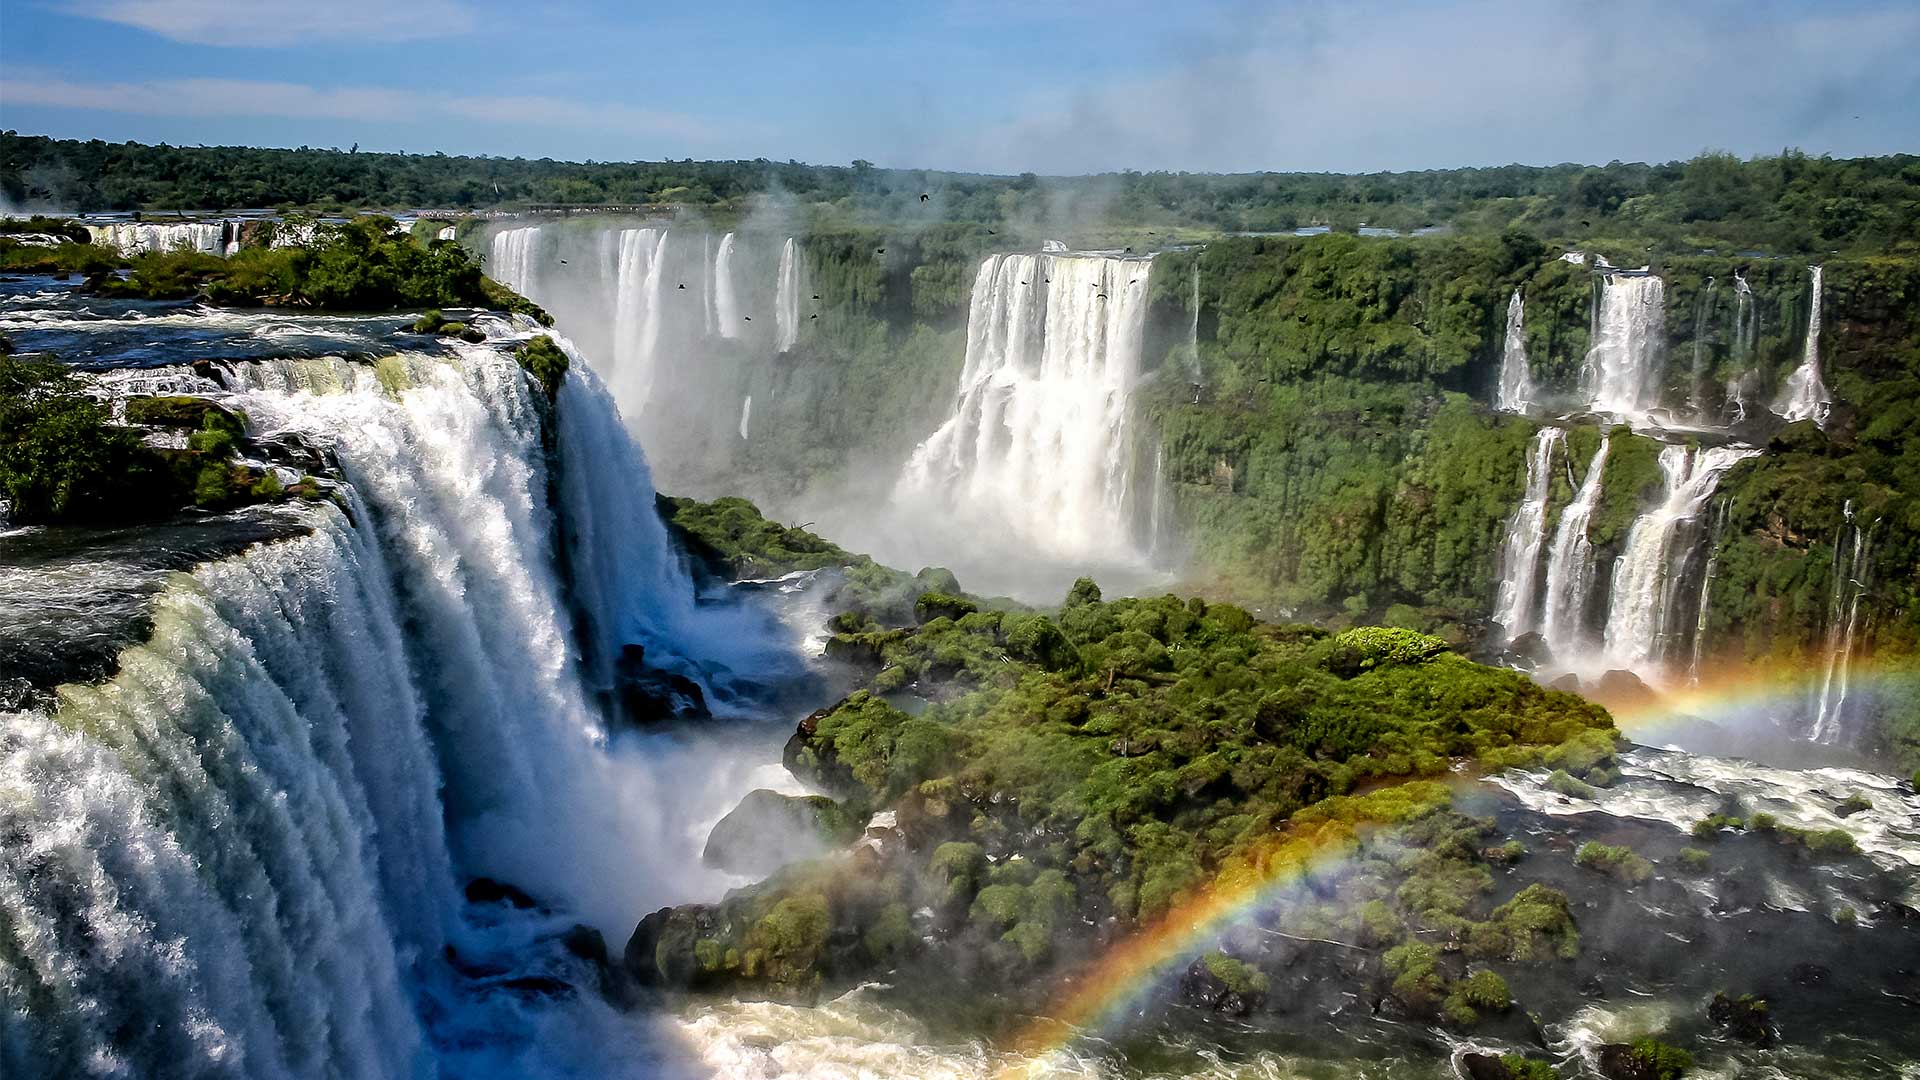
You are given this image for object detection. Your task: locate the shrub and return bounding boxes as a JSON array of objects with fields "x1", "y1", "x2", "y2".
[
  {"x1": 1575, "y1": 842, "x2": 1654, "y2": 885},
  {"x1": 513, "y1": 335, "x2": 570, "y2": 398},
  {"x1": 1546, "y1": 769, "x2": 1597, "y2": 799},
  {"x1": 1624, "y1": 1038, "x2": 1692, "y2": 1080},
  {"x1": 1200, "y1": 951, "x2": 1269, "y2": 996},
  {"x1": 0, "y1": 356, "x2": 160, "y2": 523},
  {"x1": 1676, "y1": 847, "x2": 1711, "y2": 873}
]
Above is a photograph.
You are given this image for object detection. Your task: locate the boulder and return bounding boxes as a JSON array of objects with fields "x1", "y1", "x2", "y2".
[
  {"x1": 1503, "y1": 631, "x2": 1553, "y2": 669},
  {"x1": 465, "y1": 877, "x2": 542, "y2": 909},
  {"x1": 613, "y1": 643, "x2": 710, "y2": 725},
  {"x1": 1549, "y1": 672, "x2": 1583, "y2": 694},
  {"x1": 1708, "y1": 991, "x2": 1775, "y2": 1046},
  {"x1": 1180, "y1": 952, "x2": 1268, "y2": 1016},
  {"x1": 702, "y1": 788, "x2": 861, "y2": 878},
  {"x1": 1595, "y1": 669, "x2": 1657, "y2": 709}
]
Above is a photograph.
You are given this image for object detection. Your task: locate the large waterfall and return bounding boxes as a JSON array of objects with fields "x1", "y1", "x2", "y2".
[
  {"x1": 1581, "y1": 273, "x2": 1666, "y2": 419},
  {"x1": 1538, "y1": 435, "x2": 1609, "y2": 658},
  {"x1": 1600, "y1": 444, "x2": 1760, "y2": 673},
  {"x1": 2, "y1": 330, "x2": 797, "y2": 1078},
  {"x1": 1810, "y1": 501, "x2": 1875, "y2": 743},
  {"x1": 609, "y1": 227, "x2": 672, "y2": 416},
  {"x1": 712, "y1": 232, "x2": 741, "y2": 339},
  {"x1": 89, "y1": 221, "x2": 238, "y2": 256},
  {"x1": 1493, "y1": 289, "x2": 1535, "y2": 413},
  {"x1": 1775, "y1": 265, "x2": 1830, "y2": 426},
  {"x1": 774, "y1": 237, "x2": 801, "y2": 353},
  {"x1": 1491, "y1": 427, "x2": 1563, "y2": 641},
  {"x1": 894, "y1": 252, "x2": 1153, "y2": 564}
]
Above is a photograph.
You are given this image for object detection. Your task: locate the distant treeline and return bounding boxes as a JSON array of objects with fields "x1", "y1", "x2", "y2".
[{"x1": 2, "y1": 131, "x2": 1916, "y2": 253}]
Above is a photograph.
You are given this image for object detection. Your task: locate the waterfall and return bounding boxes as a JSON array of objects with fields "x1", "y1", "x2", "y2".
[
  {"x1": 895, "y1": 252, "x2": 1153, "y2": 563},
  {"x1": 1539, "y1": 435, "x2": 1610, "y2": 659},
  {"x1": 774, "y1": 238, "x2": 801, "y2": 353},
  {"x1": 1775, "y1": 265, "x2": 1830, "y2": 427},
  {"x1": 488, "y1": 225, "x2": 543, "y2": 297},
  {"x1": 1581, "y1": 273, "x2": 1667, "y2": 419},
  {"x1": 1601, "y1": 444, "x2": 1760, "y2": 673},
  {"x1": 2, "y1": 335, "x2": 796, "y2": 1078},
  {"x1": 1810, "y1": 502, "x2": 1875, "y2": 744},
  {"x1": 608, "y1": 228, "x2": 672, "y2": 417},
  {"x1": 1688, "y1": 496, "x2": 1732, "y2": 682},
  {"x1": 1492, "y1": 427, "x2": 1564, "y2": 641},
  {"x1": 1495, "y1": 289, "x2": 1535, "y2": 413},
  {"x1": 713, "y1": 232, "x2": 741, "y2": 339},
  {"x1": 88, "y1": 221, "x2": 230, "y2": 256},
  {"x1": 739, "y1": 395, "x2": 752, "y2": 440},
  {"x1": 1688, "y1": 277, "x2": 1717, "y2": 417},
  {"x1": 1725, "y1": 274, "x2": 1759, "y2": 423},
  {"x1": 1187, "y1": 260, "x2": 1202, "y2": 385}
]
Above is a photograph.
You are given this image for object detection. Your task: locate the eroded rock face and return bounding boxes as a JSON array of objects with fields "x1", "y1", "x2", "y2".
[
  {"x1": 702, "y1": 788, "x2": 861, "y2": 878},
  {"x1": 1180, "y1": 954, "x2": 1267, "y2": 1016},
  {"x1": 613, "y1": 643, "x2": 710, "y2": 726},
  {"x1": 1708, "y1": 991, "x2": 1775, "y2": 1046}
]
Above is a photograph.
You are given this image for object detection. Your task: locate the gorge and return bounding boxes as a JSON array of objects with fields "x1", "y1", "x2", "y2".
[{"x1": 3, "y1": 170, "x2": 1918, "y2": 1080}]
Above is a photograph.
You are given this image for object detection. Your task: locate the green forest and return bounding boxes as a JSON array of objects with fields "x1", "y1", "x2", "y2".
[{"x1": 4, "y1": 132, "x2": 1916, "y2": 253}]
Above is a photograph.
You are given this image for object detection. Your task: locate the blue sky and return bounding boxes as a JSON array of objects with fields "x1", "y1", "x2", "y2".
[{"x1": 2, "y1": 0, "x2": 1916, "y2": 174}]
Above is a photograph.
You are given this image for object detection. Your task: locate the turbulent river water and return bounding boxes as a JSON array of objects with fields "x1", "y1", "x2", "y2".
[{"x1": 2, "y1": 276, "x2": 1917, "y2": 1079}]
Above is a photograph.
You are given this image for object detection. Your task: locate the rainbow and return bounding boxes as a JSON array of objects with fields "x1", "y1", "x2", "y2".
[
  {"x1": 1603, "y1": 656, "x2": 1920, "y2": 747},
  {"x1": 997, "y1": 780, "x2": 1454, "y2": 1073}
]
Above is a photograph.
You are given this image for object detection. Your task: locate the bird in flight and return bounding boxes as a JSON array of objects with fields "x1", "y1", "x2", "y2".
[{"x1": 920, "y1": 193, "x2": 930, "y2": 201}]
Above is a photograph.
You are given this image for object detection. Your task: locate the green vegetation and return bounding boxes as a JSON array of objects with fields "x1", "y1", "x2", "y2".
[
  {"x1": 0, "y1": 360, "x2": 324, "y2": 524},
  {"x1": 7, "y1": 135, "x2": 1915, "y2": 254},
  {"x1": 1498, "y1": 1056, "x2": 1560, "y2": 1080},
  {"x1": 0, "y1": 355, "x2": 160, "y2": 522},
  {"x1": 92, "y1": 216, "x2": 497, "y2": 310},
  {"x1": 635, "y1": 570, "x2": 1617, "y2": 1012},
  {"x1": 1574, "y1": 842, "x2": 1654, "y2": 885},
  {"x1": 1199, "y1": 951, "x2": 1269, "y2": 996},
  {"x1": 1620, "y1": 1038, "x2": 1693, "y2": 1080},
  {"x1": 512, "y1": 335, "x2": 569, "y2": 399}
]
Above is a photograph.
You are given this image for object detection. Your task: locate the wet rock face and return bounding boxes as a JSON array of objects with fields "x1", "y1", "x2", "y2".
[
  {"x1": 702, "y1": 788, "x2": 861, "y2": 878},
  {"x1": 612, "y1": 643, "x2": 710, "y2": 725},
  {"x1": 1180, "y1": 954, "x2": 1267, "y2": 1016},
  {"x1": 1708, "y1": 991, "x2": 1775, "y2": 1046}
]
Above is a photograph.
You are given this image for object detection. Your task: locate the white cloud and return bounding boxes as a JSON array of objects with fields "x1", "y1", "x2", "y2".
[
  {"x1": 0, "y1": 73, "x2": 736, "y2": 146},
  {"x1": 938, "y1": 0, "x2": 1920, "y2": 174},
  {"x1": 63, "y1": 0, "x2": 477, "y2": 46}
]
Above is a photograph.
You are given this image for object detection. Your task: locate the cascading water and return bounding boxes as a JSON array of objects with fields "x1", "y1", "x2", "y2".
[
  {"x1": 894, "y1": 252, "x2": 1153, "y2": 564},
  {"x1": 1601, "y1": 444, "x2": 1760, "y2": 673},
  {"x1": 1538, "y1": 435, "x2": 1609, "y2": 659},
  {"x1": 1688, "y1": 277, "x2": 1717, "y2": 417},
  {"x1": 774, "y1": 237, "x2": 801, "y2": 353},
  {"x1": 1810, "y1": 501, "x2": 1875, "y2": 744},
  {"x1": 608, "y1": 228, "x2": 672, "y2": 416},
  {"x1": 1187, "y1": 260, "x2": 1202, "y2": 387},
  {"x1": 2, "y1": 328, "x2": 800, "y2": 1078},
  {"x1": 738, "y1": 395, "x2": 752, "y2": 441},
  {"x1": 1491, "y1": 427, "x2": 1564, "y2": 641},
  {"x1": 89, "y1": 221, "x2": 231, "y2": 256},
  {"x1": 1688, "y1": 495, "x2": 1732, "y2": 683},
  {"x1": 489, "y1": 225, "x2": 543, "y2": 298},
  {"x1": 713, "y1": 232, "x2": 741, "y2": 340},
  {"x1": 1581, "y1": 273, "x2": 1666, "y2": 419},
  {"x1": 1775, "y1": 265, "x2": 1830, "y2": 427},
  {"x1": 1494, "y1": 289, "x2": 1535, "y2": 413},
  {"x1": 1725, "y1": 273, "x2": 1759, "y2": 423}
]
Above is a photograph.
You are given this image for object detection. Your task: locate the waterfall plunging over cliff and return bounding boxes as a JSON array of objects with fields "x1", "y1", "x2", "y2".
[
  {"x1": 774, "y1": 237, "x2": 801, "y2": 353},
  {"x1": 895, "y1": 252, "x2": 1153, "y2": 564},
  {"x1": 1539, "y1": 435, "x2": 1610, "y2": 659},
  {"x1": 1601, "y1": 444, "x2": 1760, "y2": 673},
  {"x1": 609, "y1": 227, "x2": 673, "y2": 416},
  {"x1": 89, "y1": 221, "x2": 235, "y2": 256},
  {"x1": 490, "y1": 224, "x2": 543, "y2": 297},
  {"x1": 1582, "y1": 273, "x2": 1667, "y2": 419},
  {"x1": 713, "y1": 232, "x2": 741, "y2": 340},
  {"x1": 1494, "y1": 289, "x2": 1535, "y2": 413},
  {"x1": 1492, "y1": 427, "x2": 1563, "y2": 641},
  {"x1": 2, "y1": 332, "x2": 798, "y2": 1078},
  {"x1": 1776, "y1": 265, "x2": 1830, "y2": 427},
  {"x1": 1810, "y1": 502, "x2": 1875, "y2": 744}
]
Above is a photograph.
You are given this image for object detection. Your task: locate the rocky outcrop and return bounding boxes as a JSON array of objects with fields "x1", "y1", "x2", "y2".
[{"x1": 702, "y1": 788, "x2": 862, "y2": 878}]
